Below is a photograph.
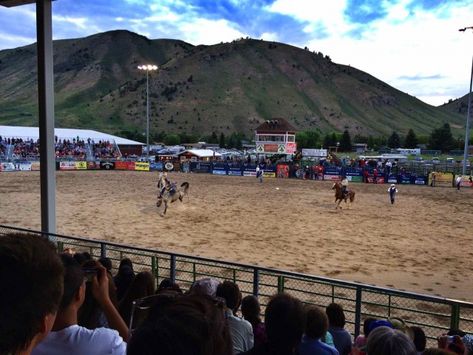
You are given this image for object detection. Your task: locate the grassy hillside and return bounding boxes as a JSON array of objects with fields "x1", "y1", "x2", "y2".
[{"x1": 0, "y1": 30, "x2": 465, "y2": 139}]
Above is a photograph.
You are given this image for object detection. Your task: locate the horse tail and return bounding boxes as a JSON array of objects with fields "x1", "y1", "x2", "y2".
[{"x1": 180, "y1": 182, "x2": 189, "y2": 194}]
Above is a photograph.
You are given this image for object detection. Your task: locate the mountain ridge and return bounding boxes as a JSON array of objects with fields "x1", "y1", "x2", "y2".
[{"x1": 0, "y1": 29, "x2": 465, "y2": 139}]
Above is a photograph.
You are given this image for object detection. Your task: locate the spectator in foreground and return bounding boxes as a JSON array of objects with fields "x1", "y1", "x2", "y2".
[
  {"x1": 299, "y1": 306, "x2": 339, "y2": 355},
  {"x1": 114, "y1": 258, "x2": 135, "y2": 302},
  {"x1": 127, "y1": 294, "x2": 233, "y2": 355},
  {"x1": 32, "y1": 254, "x2": 128, "y2": 355},
  {"x1": 216, "y1": 281, "x2": 254, "y2": 354},
  {"x1": 0, "y1": 233, "x2": 64, "y2": 355},
  {"x1": 242, "y1": 293, "x2": 305, "y2": 355},
  {"x1": 118, "y1": 271, "x2": 156, "y2": 327},
  {"x1": 326, "y1": 303, "x2": 351, "y2": 355},
  {"x1": 241, "y1": 295, "x2": 267, "y2": 347},
  {"x1": 366, "y1": 326, "x2": 416, "y2": 355},
  {"x1": 410, "y1": 326, "x2": 426, "y2": 354},
  {"x1": 352, "y1": 317, "x2": 378, "y2": 355}
]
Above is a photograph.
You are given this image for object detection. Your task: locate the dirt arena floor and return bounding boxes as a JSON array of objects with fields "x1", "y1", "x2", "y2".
[{"x1": 1, "y1": 170, "x2": 472, "y2": 301}]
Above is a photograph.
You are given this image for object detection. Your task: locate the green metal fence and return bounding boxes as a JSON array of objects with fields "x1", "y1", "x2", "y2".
[{"x1": 2, "y1": 224, "x2": 473, "y2": 346}]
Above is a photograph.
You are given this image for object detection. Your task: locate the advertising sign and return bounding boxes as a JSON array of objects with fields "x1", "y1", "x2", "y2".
[
  {"x1": 276, "y1": 164, "x2": 289, "y2": 178},
  {"x1": 0, "y1": 162, "x2": 14, "y2": 171},
  {"x1": 31, "y1": 162, "x2": 40, "y2": 171},
  {"x1": 243, "y1": 164, "x2": 257, "y2": 177},
  {"x1": 227, "y1": 163, "x2": 242, "y2": 176},
  {"x1": 19, "y1": 162, "x2": 32, "y2": 171},
  {"x1": 100, "y1": 161, "x2": 115, "y2": 170},
  {"x1": 60, "y1": 161, "x2": 76, "y2": 170},
  {"x1": 429, "y1": 172, "x2": 453, "y2": 187},
  {"x1": 190, "y1": 162, "x2": 212, "y2": 173},
  {"x1": 75, "y1": 161, "x2": 87, "y2": 170},
  {"x1": 135, "y1": 162, "x2": 150, "y2": 171},
  {"x1": 87, "y1": 162, "x2": 101, "y2": 170},
  {"x1": 212, "y1": 162, "x2": 227, "y2": 175},
  {"x1": 285, "y1": 143, "x2": 297, "y2": 154},
  {"x1": 302, "y1": 149, "x2": 327, "y2": 157}
]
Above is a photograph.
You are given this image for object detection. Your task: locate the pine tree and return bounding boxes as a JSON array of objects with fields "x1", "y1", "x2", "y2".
[
  {"x1": 429, "y1": 123, "x2": 454, "y2": 152},
  {"x1": 219, "y1": 133, "x2": 226, "y2": 148},
  {"x1": 339, "y1": 130, "x2": 352, "y2": 152},
  {"x1": 404, "y1": 129, "x2": 418, "y2": 148},
  {"x1": 387, "y1": 131, "x2": 401, "y2": 148}
]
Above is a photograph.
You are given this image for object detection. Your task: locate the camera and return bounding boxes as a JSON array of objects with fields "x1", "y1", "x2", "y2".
[{"x1": 83, "y1": 267, "x2": 98, "y2": 282}]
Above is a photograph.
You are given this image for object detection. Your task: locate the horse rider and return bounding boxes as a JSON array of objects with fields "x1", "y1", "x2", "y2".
[{"x1": 341, "y1": 175, "x2": 349, "y2": 198}]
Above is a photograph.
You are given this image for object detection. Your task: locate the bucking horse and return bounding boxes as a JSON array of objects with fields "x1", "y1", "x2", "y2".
[
  {"x1": 156, "y1": 181, "x2": 190, "y2": 216},
  {"x1": 332, "y1": 181, "x2": 355, "y2": 209}
]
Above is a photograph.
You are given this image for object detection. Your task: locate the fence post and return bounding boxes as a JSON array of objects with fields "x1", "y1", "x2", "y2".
[
  {"x1": 151, "y1": 255, "x2": 157, "y2": 276},
  {"x1": 170, "y1": 254, "x2": 176, "y2": 283},
  {"x1": 354, "y1": 286, "x2": 362, "y2": 338},
  {"x1": 450, "y1": 303, "x2": 461, "y2": 331},
  {"x1": 100, "y1": 243, "x2": 107, "y2": 258},
  {"x1": 57, "y1": 241, "x2": 64, "y2": 253},
  {"x1": 253, "y1": 268, "x2": 259, "y2": 297},
  {"x1": 277, "y1": 275, "x2": 285, "y2": 293}
]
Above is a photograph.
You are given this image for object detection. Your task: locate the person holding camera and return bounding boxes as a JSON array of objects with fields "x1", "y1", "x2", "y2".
[{"x1": 33, "y1": 256, "x2": 129, "y2": 355}]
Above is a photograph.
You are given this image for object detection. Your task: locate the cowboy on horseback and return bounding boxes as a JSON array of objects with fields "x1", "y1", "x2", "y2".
[{"x1": 340, "y1": 175, "x2": 349, "y2": 198}]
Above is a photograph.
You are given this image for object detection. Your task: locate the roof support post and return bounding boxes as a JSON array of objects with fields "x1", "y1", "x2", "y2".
[{"x1": 37, "y1": 0, "x2": 56, "y2": 234}]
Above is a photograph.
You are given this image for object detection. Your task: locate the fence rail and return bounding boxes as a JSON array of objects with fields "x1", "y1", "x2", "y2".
[{"x1": 2, "y1": 224, "x2": 473, "y2": 346}]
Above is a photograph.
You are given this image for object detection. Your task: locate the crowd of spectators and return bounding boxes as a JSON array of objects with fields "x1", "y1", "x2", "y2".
[
  {"x1": 93, "y1": 140, "x2": 121, "y2": 160},
  {"x1": 2, "y1": 232, "x2": 473, "y2": 355},
  {"x1": 11, "y1": 137, "x2": 40, "y2": 159},
  {"x1": 0, "y1": 136, "x2": 122, "y2": 161},
  {"x1": 55, "y1": 138, "x2": 87, "y2": 160},
  {"x1": 0, "y1": 136, "x2": 7, "y2": 158}
]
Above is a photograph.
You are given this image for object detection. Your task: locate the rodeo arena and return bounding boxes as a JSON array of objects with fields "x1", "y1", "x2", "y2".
[{"x1": 2, "y1": 116, "x2": 473, "y2": 355}]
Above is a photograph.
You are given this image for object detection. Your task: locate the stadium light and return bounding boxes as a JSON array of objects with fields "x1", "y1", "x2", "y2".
[
  {"x1": 137, "y1": 64, "x2": 158, "y2": 159},
  {"x1": 459, "y1": 27, "x2": 473, "y2": 175}
]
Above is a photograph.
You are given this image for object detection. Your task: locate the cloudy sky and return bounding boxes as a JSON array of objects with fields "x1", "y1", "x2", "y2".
[{"x1": 1, "y1": 0, "x2": 473, "y2": 106}]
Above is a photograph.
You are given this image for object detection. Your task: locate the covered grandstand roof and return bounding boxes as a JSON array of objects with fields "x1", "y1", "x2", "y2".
[
  {"x1": 178, "y1": 149, "x2": 222, "y2": 158},
  {"x1": 0, "y1": 125, "x2": 144, "y2": 146}
]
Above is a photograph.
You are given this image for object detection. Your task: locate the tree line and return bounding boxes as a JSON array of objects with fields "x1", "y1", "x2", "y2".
[{"x1": 296, "y1": 123, "x2": 469, "y2": 153}]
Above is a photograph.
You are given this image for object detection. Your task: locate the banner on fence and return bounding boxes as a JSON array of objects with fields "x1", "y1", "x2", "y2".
[
  {"x1": 87, "y1": 161, "x2": 101, "y2": 170},
  {"x1": 75, "y1": 161, "x2": 87, "y2": 170},
  {"x1": 243, "y1": 164, "x2": 257, "y2": 177},
  {"x1": 302, "y1": 149, "x2": 327, "y2": 157},
  {"x1": 212, "y1": 162, "x2": 227, "y2": 175},
  {"x1": 135, "y1": 162, "x2": 150, "y2": 171},
  {"x1": 0, "y1": 162, "x2": 14, "y2": 171},
  {"x1": 19, "y1": 162, "x2": 32, "y2": 171},
  {"x1": 227, "y1": 164, "x2": 242, "y2": 176},
  {"x1": 276, "y1": 164, "x2": 289, "y2": 178},
  {"x1": 429, "y1": 172, "x2": 453, "y2": 187},
  {"x1": 59, "y1": 161, "x2": 76, "y2": 170},
  {"x1": 114, "y1": 161, "x2": 134, "y2": 170},
  {"x1": 457, "y1": 175, "x2": 473, "y2": 187},
  {"x1": 190, "y1": 162, "x2": 212, "y2": 173},
  {"x1": 100, "y1": 161, "x2": 115, "y2": 170},
  {"x1": 31, "y1": 162, "x2": 40, "y2": 171}
]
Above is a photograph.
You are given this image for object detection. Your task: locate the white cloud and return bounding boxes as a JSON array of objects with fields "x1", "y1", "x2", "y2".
[
  {"x1": 259, "y1": 32, "x2": 279, "y2": 42},
  {"x1": 180, "y1": 18, "x2": 247, "y2": 45}
]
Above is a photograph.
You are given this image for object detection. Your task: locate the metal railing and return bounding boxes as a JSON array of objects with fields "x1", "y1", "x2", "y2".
[{"x1": 1, "y1": 224, "x2": 473, "y2": 346}]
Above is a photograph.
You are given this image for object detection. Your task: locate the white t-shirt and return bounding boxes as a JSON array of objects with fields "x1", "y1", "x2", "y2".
[
  {"x1": 32, "y1": 325, "x2": 126, "y2": 355},
  {"x1": 225, "y1": 310, "x2": 254, "y2": 354}
]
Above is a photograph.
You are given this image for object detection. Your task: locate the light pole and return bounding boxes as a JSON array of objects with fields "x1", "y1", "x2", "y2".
[
  {"x1": 459, "y1": 27, "x2": 473, "y2": 175},
  {"x1": 138, "y1": 64, "x2": 158, "y2": 159}
]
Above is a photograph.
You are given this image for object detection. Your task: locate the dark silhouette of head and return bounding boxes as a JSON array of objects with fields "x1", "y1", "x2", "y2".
[
  {"x1": 326, "y1": 302, "x2": 346, "y2": 328},
  {"x1": 264, "y1": 293, "x2": 305, "y2": 353},
  {"x1": 0, "y1": 233, "x2": 64, "y2": 354},
  {"x1": 241, "y1": 295, "x2": 262, "y2": 327},
  {"x1": 366, "y1": 326, "x2": 416, "y2": 355},
  {"x1": 305, "y1": 306, "x2": 328, "y2": 339},
  {"x1": 127, "y1": 294, "x2": 233, "y2": 355},
  {"x1": 216, "y1": 281, "x2": 241, "y2": 313}
]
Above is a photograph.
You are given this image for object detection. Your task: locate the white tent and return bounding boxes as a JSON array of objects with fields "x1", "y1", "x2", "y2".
[{"x1": 0, "y1": 125, "x2": 143, "y2": 146}]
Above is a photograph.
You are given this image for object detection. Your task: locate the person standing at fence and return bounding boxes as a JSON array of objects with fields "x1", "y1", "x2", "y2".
[
  {"x1": 387, "y1": 184, "x2": 398, "y2": 205},
  {"x1": 455, "y1": 175, "x2": 462, "y2": 191},
  {"x1": 256, "y1": 164, "x2": 264, "y2": 183}
]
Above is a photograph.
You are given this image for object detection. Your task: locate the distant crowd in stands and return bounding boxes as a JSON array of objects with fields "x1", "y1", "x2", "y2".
[
  {"x1": 55, "y1": 137, "x2": 87, "y2": 160},
  {"x1": 0, "y1": 135, "x2": 122, "y2": 161},
  {"x1": 2, "y1": 232, "x2": 473, "y2": 355},
  {"x1": 93, "y1": 140, "x2": 121, "y2": 160}
]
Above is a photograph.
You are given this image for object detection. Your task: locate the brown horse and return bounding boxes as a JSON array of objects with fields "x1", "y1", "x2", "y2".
[
  {"x1": 332, "y1": 182, "x2": 355, "y2": 209},
  {"x1": 156, "y1": 181, "x2": 189, "y2": 216}
]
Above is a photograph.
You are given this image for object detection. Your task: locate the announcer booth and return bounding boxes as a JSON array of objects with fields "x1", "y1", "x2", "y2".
[{"x1": 254, "y1": 118, "x2": 297, "y2": 157}]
